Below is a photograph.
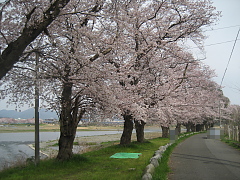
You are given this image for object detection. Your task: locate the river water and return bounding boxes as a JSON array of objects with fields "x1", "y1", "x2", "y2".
[{"x1": 0, "y1": 131, "x2": 124, "y2": 171}]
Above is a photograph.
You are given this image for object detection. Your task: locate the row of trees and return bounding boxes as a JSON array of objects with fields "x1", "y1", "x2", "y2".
[
  {"x1": 0, "y1": 0, "x2": 228, "y2": 160},
  {"x1": 223, "y1": 105, "x2": 240, "y2": 142},
  {"x1": 230, "y1": 105, "x2": 240, "y2": 125}
]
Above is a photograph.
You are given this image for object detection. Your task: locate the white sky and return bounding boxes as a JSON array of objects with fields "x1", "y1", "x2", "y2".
[
  {"x1": 201, "y1": 0, "x2": 240, "y2": 105},
  {"x1": 0, "y1": 0, "x2": 239, "y2": 110}
]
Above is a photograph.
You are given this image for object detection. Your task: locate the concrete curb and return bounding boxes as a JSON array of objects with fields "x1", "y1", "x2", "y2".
[
  {"x1": 28, "y1": 144, "x2": 50, "y2": 157},
  {"x1": 177, "y1": 132, "x2": 198, "y2": 139},
  {"x1": 142, "y1": 143, "x2": 172, "y2": 180}
]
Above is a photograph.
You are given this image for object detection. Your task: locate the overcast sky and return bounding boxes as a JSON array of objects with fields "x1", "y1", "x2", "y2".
[
  {"x1": 199, "y1": 0, "x2": 240, "y2": 105},
  {"x1": 0, "y1": 0, "x2": 239, "y2": 110}
]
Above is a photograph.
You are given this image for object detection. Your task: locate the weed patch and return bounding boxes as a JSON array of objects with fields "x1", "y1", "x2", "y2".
[{"x1": 221, "y1": 136, "x2": 240, "y2": 150}]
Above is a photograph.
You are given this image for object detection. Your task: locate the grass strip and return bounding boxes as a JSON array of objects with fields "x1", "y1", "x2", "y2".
[
  {"x1": 0, "y1": 137, "x2": 168, "y2": 180},
  {"x1": 221, "y1": 136, "x2": 240, "y2": 150},
  {"x1": 152, "y1": 132, "x2": 202, "y2": 180}
]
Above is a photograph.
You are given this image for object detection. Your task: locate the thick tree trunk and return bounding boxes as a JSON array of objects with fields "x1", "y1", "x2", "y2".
[
  {"x1": 57, "y1": 79, "x2": 75, "y2": 160},
  {"x1": 191, "y1": 123, "x2": 196, "y2": 132},
  {"x1": 57, "y1": 100, "x2": 85, "y2": 160},
  {"x1": 210, "y1": 123, "x2": 214, "y2": 127},
  {"x1": 57, "y1": 133, "x2": 75, "y2": 160},
  {"x1": 196, "y1": 124, "x2": 202, "y2": 132},
  {"x1": 120, "y1": 113, "x2": 133, "y2": 145},
  {"x1": 204, "y1": 123, "x2": 209, "y2": 131},
  {"x1": 135, "y1": 120, "x2": 146, "y2": 143},
  {"x1": 176, "y1": 123, "x2": 181, "y2": 134},
  {"x1": 57, "y1": 65, "x2": 85, "y2": 160},
  {"x1": 185, "y1": 122, "x2": 191, "y2": 132},
  {"x1": 161, "y1": 126, "x2": 169, "y2": 138}
]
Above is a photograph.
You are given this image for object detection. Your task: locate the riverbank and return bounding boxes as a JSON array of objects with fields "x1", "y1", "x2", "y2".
[
  {"x1": 31, "y1": 131, "x2": 162, "y2": 158},
  {"x1": 0, "y1": 134, "x2": 168, "y2": 180},
  {"x1": 0, "y1": 128, "x2": 162, "y2": 171}
]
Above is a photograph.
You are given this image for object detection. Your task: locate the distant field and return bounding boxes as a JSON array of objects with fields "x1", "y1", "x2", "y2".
[
  {"x1": 0, "y1": 124, "x2": 125, "y2": 133},
  {"x1": 0, "y1": 124, "x2": 57, "y2": 133}
]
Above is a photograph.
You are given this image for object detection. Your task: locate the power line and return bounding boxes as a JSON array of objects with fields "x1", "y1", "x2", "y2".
[
  {"x1": 205, "y1": 39, "x2": 240, "y2": 47},
  {"x1": 189, "y1": 39, "x2": 240, "y2": 49},
  {"x1": 220, "y1": 27, "x2": 240, "y2": 86},
  {"x1": 203, "y1": 25, "x2": 240, "y2": 32}
]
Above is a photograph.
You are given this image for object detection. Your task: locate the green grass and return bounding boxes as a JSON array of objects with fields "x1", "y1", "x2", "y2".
[
  {"x1": 221, "y1": 136, "x2": 240, "y2": 150},
  {"x1": 100, "y1": 140, "x2": 120, "y2": 145},
  {"x1": 152, "y1": 144, "x2": 174, "y2": 180},
  {"x1": 152, "y1": 132, "x2": 202, "y2": 180},
  {"x1": 0, "y1": 137, "x2": 169, "y2": 180}
]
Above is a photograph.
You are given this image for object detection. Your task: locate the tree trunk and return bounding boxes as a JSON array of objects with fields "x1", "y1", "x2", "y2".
[
  {"x1": 176, "y1": 123, "x2": 181, "y2": 135},
  {"x1": 196, "y1": 124, "x2": 201, "y2": 132},
  {"x1": 204, "y1": 123, "x2": 209, "y2": 131},
  {"x1": 185, "y1": 122, "x2": 191, "y2": 132},
  {"x1": 57, "y1": 79, "x2": 75, "y2": 160},
  {"x1": 135, "y1": 120, "x2": 146, "y2": 143},
  {"x1": 120, "y1": 113, "x2": 133, "y2": 145},
  {"x1": 57, "y1": 65, "x2": 85, "y2": 160},
  {"x1": 191, "y1": 123, "x2": 196, "y2": 132},
  {"x1": 57, "y1": 133, "x2": 75, "y2": 160},
  {"x1": 161, "y1": 126, "x2": 169, "y2": 138},
  {"x1": 57, "y1": 100, "x2": 85, "y2": 160}
]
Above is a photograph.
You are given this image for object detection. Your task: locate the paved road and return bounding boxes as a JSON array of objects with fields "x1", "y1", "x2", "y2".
[{"x1": 168, "y1": 133, "x2": 240, "y2": 180}]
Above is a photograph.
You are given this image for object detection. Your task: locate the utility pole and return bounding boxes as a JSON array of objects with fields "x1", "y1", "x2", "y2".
[
  {"x1": 35, "y1": 52, "x2": 40, "y2": 165},
  {"x1": 218, "y1": 28, "x2": 240, "y2": 128},
  {"x1": 218, "y1": 100, "x2": 222, "y2": 128}
]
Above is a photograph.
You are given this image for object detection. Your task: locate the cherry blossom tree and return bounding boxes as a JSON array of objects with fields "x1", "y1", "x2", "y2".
[
  {"x1": 132, "y1": 47, "x2": 199, "y2": 140},
  {"x1": 0, "y1": 0, "x2": 119, "y2": 160},
  {"x1": 41, "y1": 1, "x2": 113, "y2": 160},
  {"x1": 104, "y1": 0, "x2": 220, "y2": 144},
  {"x1": 164, "y1": 64, "x2": 222, "y2": 133},
  {"x1": 132, "y1": 51, "x2": 221, "y2": 137}
]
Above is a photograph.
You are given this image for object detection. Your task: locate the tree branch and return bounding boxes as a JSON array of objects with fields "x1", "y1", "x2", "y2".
[{"x1": 0, "y1": 0, "x2": 70, "y2": 80}]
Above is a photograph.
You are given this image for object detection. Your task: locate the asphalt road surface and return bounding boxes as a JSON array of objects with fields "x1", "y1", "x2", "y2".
[{"x1": 168, "y1": 133, "x2": 240, "y2": 180}]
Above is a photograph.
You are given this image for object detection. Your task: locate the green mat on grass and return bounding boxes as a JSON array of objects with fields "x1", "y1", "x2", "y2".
[{"x1": 110, "y1": 153, "x2": 142, "y2": 159}]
